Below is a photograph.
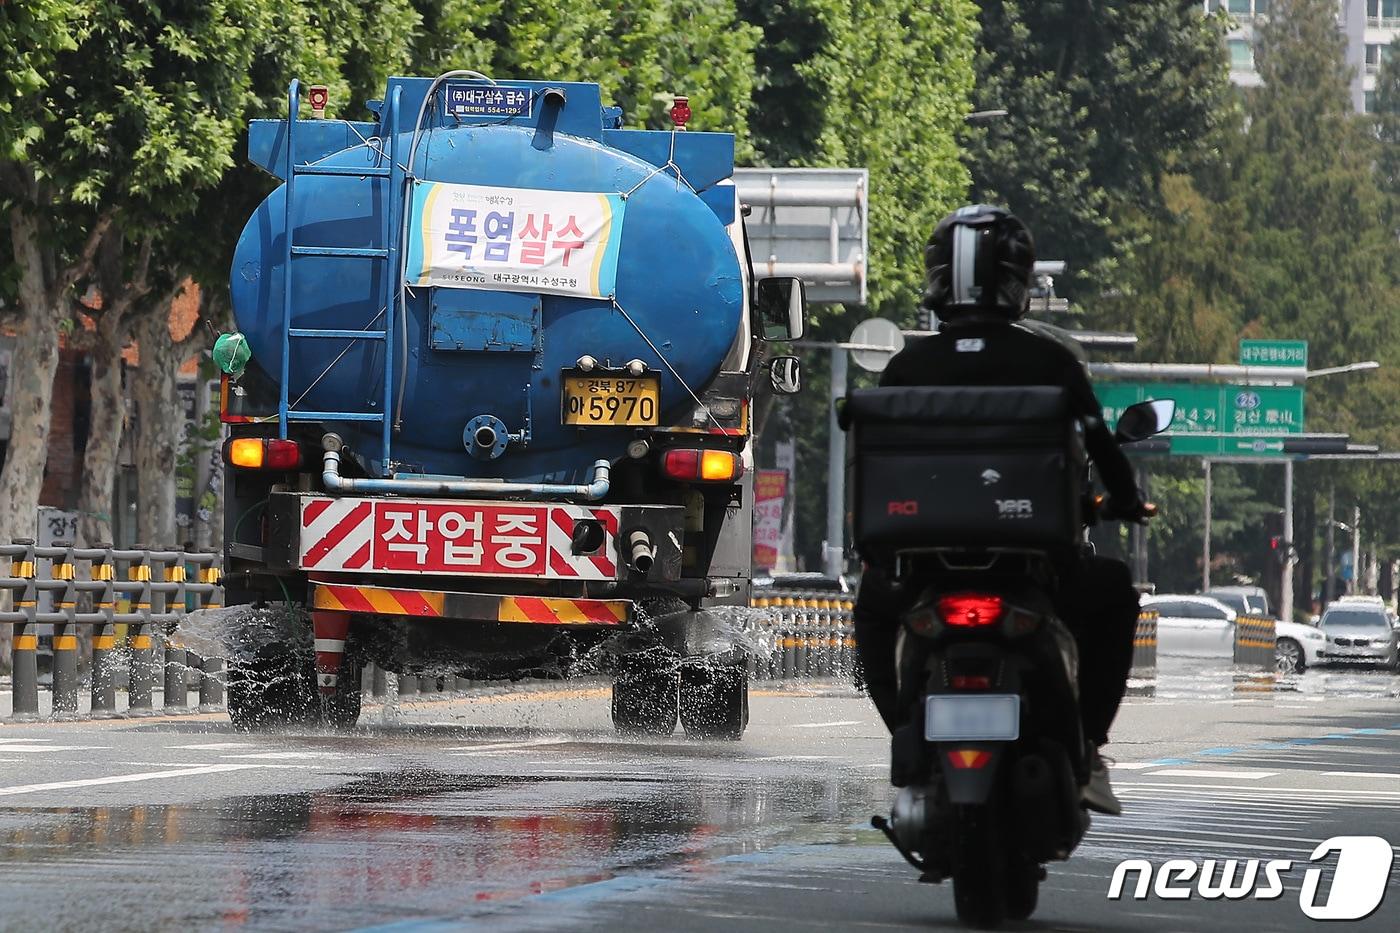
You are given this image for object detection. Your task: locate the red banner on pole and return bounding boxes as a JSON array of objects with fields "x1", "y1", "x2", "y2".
[{"x1": 753, "y1": 470, "x2": 789, "y2": 570}]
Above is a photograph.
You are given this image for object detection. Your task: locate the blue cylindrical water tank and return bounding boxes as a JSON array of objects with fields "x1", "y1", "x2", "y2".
[{"x1": 230, "y1": 118, "x2": 742, "y2": 482}]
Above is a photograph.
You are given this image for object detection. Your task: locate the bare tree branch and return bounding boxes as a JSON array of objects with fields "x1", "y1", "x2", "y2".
[{"x1": 52, "y1": 212, "x2": 115, "y2": 301}]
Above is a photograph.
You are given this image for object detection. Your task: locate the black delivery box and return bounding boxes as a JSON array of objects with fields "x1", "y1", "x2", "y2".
[{"x1": 838, "y1": 385, "x2": 1087, "y2": 555}]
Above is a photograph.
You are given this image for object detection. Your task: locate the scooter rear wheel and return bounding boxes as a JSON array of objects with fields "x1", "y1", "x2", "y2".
[
  {"x1": 951, "y1": 805, "x2": 1008, "y2": 929},
  {"x1": 1005, "y1": 860, "x2": 1041, "y2": 921}
]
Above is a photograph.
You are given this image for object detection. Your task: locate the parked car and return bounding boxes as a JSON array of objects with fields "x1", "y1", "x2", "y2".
[
  {"x1": 1273, "y1": 617, "x2": 1326, "y2": 673},
  {"x1": 1316, "y1": 602, "x2": 1400, "y2": 670},
  {"x1": 1202, "y1": 586, "x2": 1270, "y2": 618},
  {"x1": 1140, "y1": 594, "x2": 1236, "y2": 658}
]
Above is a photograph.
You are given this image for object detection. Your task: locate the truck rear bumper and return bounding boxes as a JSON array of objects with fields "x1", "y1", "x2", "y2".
[{"x1": 311, "y1": 581, "x2": 633, "y2": 626}]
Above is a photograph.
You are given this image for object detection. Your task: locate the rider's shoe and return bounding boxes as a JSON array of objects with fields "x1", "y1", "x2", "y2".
[{"x1": 1082, "y1": 748, "x2": 1123, "y2": 816}]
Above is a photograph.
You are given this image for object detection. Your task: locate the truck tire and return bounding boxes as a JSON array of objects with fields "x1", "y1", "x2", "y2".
[
  {"x1": 227, "y1": 647, "x2": 318, "y2": 731},
  {"x1": 679, "y1": 663, "x2": 749, "y2": 740},
  {"x1": 611, "y1": 666, "x2": 679, "y2": 736},
  {"x1": 322, "y1": 659, "x2": 363, "y2": 729}
]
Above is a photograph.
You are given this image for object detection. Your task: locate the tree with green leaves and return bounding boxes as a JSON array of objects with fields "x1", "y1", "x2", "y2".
[
  {"x1": 963, "y1": 0, "x2": 1231, "y2": 301},
  {"x1": 738, "y1": 0, "x2": 979, "y2": 568}
]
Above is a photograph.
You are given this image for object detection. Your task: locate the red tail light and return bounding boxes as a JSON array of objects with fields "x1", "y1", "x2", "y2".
[
  {"x1": 938, "y1": 594, "x2": 1005, "y2": 628},
  {"x1": 660, "y1": 448, "x2": 743, "y2": 483},
  {"x1": 950, "y1": 675, "x2": 992, "y2": 690},
  {"x1": 226, "y1": 437, "x2": 304, "y2": 471}
]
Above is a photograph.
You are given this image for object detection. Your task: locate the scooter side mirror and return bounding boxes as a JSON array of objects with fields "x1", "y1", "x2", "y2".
[{"x1": 1115, "y1": 399, "x2": 1176, "y2": 443}]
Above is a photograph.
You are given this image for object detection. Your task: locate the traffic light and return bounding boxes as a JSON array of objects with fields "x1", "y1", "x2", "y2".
[{"x1": 1264, "y1": 510, "x2": 1291, "y2": 565}]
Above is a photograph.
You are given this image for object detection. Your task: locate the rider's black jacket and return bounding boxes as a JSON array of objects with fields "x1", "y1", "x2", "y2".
[{"x1": 879, "y1": 320, "x2": 1141, "y2": 509}]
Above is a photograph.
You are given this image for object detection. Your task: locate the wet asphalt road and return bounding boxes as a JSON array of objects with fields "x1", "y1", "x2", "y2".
[{"x1": 0, "y1": 661, "x2": 1399, "y2": 931}]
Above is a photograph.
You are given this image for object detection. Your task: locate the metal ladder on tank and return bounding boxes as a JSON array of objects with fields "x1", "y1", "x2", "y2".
[{"x1": 278, "y1": 79, "x2": 405, "y2": 474}]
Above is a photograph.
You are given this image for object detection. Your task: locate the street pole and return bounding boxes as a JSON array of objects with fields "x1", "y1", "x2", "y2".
[
  {"x1": 1324, "y1": 483, "x2": 1336, "y2": 607},
  {"x1": 824, "y1": 347, "x2": 848, "y2": 579},
  {"x1": 1202, "y1": 460, "x2": 1212, "y2": 592},
  {"x1": 1351, "y1": 504, "x2": 1362, "y2": 595},
  {"x1": 1281, "y1": 459, "x2": 1294, "y2": 623},
  {"x1": 1132, "y1": 465, "x2": 1150, "y2": 584}
]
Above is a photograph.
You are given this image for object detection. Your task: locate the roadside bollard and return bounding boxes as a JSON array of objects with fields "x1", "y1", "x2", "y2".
[
  {"x1": 781, "y1": 598, "x2": 797, "y2": 680},
  {"x1": 10, "y1": 539, "x2": 41, "y2": 721},
  {"x1": 51, "y1": 621, "x2": 80, "y2": 718},
  {"x1": 91, "y1": 621, "x2": 118, "y2": 718},
  {"x1": 90, "y1": 545, "x2": 118, "y2": 719},
  {"x1": 127, "y1": 549, "x2": 156, "y2": 715},
  {"x1": 199, "y1": 657, "x2": 225, "y2": 711},
  {"x1": 50, "y1": 544, "x2": 80, "y2": 718}
]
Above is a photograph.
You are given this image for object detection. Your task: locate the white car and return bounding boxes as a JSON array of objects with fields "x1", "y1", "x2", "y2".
[
  {"x1": 1140, "y1": 594, "x2": 1236, "y2": 658},
  {"x1": 1273, "y1": 618, "x2": 1326, "y2": 673}
]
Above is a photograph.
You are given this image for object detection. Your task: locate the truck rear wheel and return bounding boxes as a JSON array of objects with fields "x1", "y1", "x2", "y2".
[
  {"x1": 227, "y1": 647, "x2": 318, "y2": 731},
  {"x1": 611, "y1": 665, "x2": 679, "y2": 736},
  {"x1": 679, "y1": 662, "x2": 749, "y2": 740},
  {"x1": 322, "y1": 659, "x2": 363, "y2": 730}
]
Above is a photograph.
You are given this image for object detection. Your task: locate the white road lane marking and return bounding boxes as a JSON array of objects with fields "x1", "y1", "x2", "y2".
[
  {"x1": 1145, "y1": 768, "x2": 1277, "y2": 779},
  {"x1": 444, "y1": 738, "x2": 572, "y2": 754},
  {"x1": 0, "y1": 744, "x2": 111, "y2": 753},
  {"x1": 1107, "y1": 763, "x2": 1159, "y2": 770},
  {"x1": 790, "y1": 721, "x2": 862, "y2": 728},
  {"x1": 1321, "y1": 770, "x2": 1400, "y2": 779},
  {"x1": 0, "y1": 764, "x2": 261, "y2": 797},
  {"x1": 171, "y1": 742, "x2": 262, "y2": 750},
  {"x1": 749, "y1": 755, "x2": 834, "y2": 762},
  {"x1": 220, "y1": 751, "x2": 344, "y2": 760}
]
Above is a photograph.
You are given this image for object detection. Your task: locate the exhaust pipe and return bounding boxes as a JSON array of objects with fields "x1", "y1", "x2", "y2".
[{"x1": 627, "y1": 530, "x2": 655, "y2": 574}]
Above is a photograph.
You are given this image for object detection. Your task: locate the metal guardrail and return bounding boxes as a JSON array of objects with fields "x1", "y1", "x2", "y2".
[
  {"x1": 749, "y1": 590, "x2": 857, "y2": 682},
  {"x1": 750, "y1": 592, "x2": 1162, "y2": 685},
  {"x1": 0, "y1": 539, "x2": 225, "y2": 721}
]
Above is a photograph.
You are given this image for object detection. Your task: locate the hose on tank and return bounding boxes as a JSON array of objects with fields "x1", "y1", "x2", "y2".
[{"x1": 394, "y1": 69, "x2": 496, "y2": 433}]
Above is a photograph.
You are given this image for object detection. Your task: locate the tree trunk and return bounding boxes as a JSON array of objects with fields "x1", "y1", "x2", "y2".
[
  {"x1": 77, "y1": 312, "x2": 126, "y2": 548},
  {"x1": 131, "y1": 311, "x2": 182, "y2": 548},
  {"x1": 0, "y1": 214, "x2": 62, "y2": 546}
]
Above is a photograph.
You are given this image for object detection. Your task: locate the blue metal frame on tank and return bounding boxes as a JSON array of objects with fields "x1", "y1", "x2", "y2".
[{"x1": 277, "y1": 79, "x2": 404, "y2": 471}]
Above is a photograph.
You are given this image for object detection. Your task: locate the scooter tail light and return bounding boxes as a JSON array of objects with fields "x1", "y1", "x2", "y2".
[{"x1": 937, "y1": 593, "x2": 1005, "y2": 628}]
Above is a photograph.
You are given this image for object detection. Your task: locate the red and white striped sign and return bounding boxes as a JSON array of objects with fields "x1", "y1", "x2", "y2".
[
  {"x1": 301, "y1": 499, "x2": 374, "y2": 570},
  {"x1": 297, "y1": 497, "x2": 620, "y2": 580}
]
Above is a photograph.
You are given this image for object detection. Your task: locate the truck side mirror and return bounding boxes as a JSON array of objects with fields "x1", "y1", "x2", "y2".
[
  {"x1": 769, "y1": 356, "x2": 802, "y2": 395},
  {"x1": 756, "y1": 276, "x2": 806, "y2": 341}
]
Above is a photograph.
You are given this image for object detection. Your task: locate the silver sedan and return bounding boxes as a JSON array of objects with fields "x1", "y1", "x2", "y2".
[{"x1": 1317, "y1": 604, "x2": 1400, "y2": 670}]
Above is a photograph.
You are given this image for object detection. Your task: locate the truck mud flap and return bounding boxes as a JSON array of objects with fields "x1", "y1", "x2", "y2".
[{"x1": 311, "y1": 581, "x2": 633, "y2": 626}]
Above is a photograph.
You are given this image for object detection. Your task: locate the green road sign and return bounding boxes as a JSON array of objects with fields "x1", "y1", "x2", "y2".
[
  {"x1": 1096, "y1": 382, "x2": 1305, "y2": 452},
  {"x1": 1240, "y1": 339, "x2": 1308, "y2": 368},
  {"x1": 1168, "y1": 435, "x2": 1289, "y2": 457}
]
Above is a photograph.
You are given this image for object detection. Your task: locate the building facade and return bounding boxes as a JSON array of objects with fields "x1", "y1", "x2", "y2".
[{"x1": 1210, "y1": 0, "x2": 1400, "y2": 111}]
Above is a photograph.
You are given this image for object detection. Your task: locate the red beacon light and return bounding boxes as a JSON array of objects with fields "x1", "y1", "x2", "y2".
[
  {"x1": 670, "y1": 96, "x2": 691, "y2": 131},
  {"x1": 308, "y1": 84, "x2": 329, "y2": 118}
]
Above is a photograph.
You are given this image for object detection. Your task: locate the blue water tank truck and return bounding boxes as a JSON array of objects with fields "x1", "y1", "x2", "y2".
[{"x1": 218, "y1": 74, "x2": 806, "y2": 736}]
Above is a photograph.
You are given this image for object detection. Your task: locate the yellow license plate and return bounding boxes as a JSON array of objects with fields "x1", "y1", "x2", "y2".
[{"x1": 562, "y1": 375, "x2": 660, "y2": 426}]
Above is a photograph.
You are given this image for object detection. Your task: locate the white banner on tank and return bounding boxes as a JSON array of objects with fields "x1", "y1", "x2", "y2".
[{"x1": 405, "y1": 181, "x2": 627, "y2": 299}]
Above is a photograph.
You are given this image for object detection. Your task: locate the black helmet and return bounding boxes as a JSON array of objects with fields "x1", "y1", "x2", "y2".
[{"x1": 922, "y1": 205, "x2": 1035, "y2": 323}]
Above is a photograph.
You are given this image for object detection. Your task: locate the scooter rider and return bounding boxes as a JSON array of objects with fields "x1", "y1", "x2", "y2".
[{"x1": 852, "y1": 204, "x2": 1150, "y2": 816}]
